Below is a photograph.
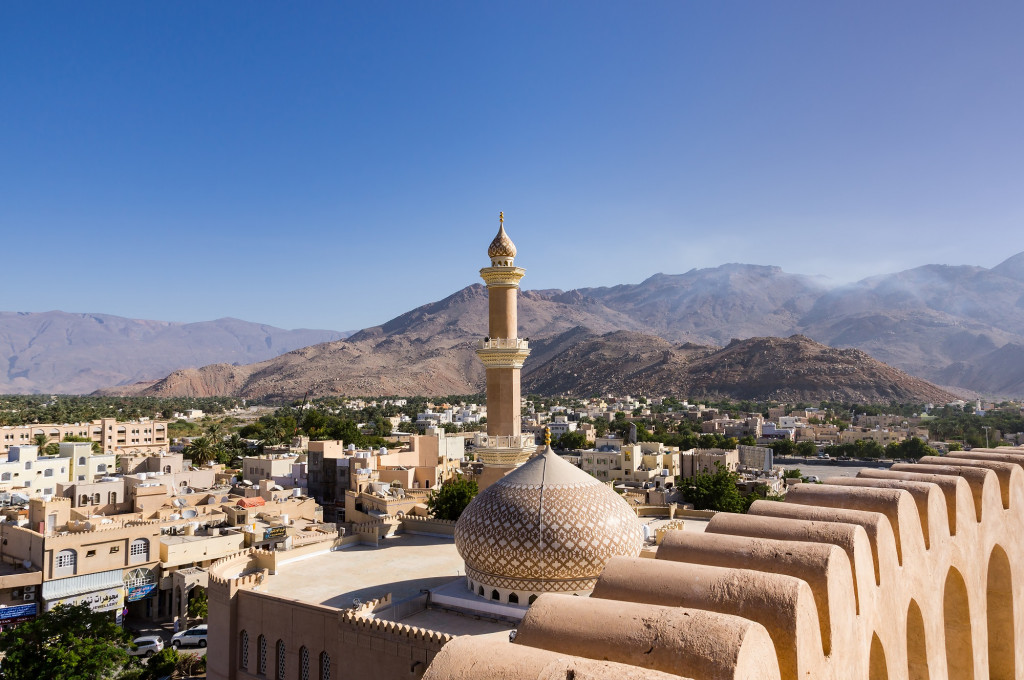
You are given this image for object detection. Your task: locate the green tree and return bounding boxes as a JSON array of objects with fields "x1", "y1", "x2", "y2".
[
  {"x1": 677, "y1": 462, "x2": 745, "y2": 513},
  {"x1": 0, "y1": 602, "x2": 131, "y2": 680},
  {"x1": 426, "y1": 478, "x2": 479, "y2": 521},
  {"x1": 144, "y1": 647, "x2": 206, "y2": 680},
  {"x1": 555, "y1": 430, "x2": 589, "y2": 450},
  {"x1": 885, "y1": 437, "x2": 937, "y2": 460},
  {"x1": 187, "y1": 587, "x2": 208, "y2": 620},
  {"x1": 183, "y1": 436, "x2": 216, "y2": 466},
  {"x1": 32, "y1": 433, "x2": 49, "y2": 450},
  {"x1": 783, "y1": 468, "x2": 803, "y2": 479},
  {"x1": 796, "y1": 441, "x2": 817, "y2": 457},
  {"x1": 738, "y1": 435, "x2": 757, "y2": 446}
]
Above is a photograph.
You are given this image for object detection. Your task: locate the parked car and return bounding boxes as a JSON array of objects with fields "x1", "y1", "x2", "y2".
[
  {"x1": 171, "y1": 625, "x2": 207, "y2": 648},
  {"x1": 129, "y1": 635, "x2": 164, "y2": 657}
]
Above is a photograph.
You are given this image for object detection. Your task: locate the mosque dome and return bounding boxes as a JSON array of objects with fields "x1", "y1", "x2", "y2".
[
  {"x1": 487, "y1": 223, "x2": 517, "y2": 260},
  {"x1": 455, "y1": 446, "x2": 644, "y2": 600}
]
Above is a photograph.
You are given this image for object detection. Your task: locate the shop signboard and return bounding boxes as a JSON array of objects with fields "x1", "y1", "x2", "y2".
[
  {"x1": 46, "y1": 587, "x2": 123, "y2": 613},
  {"x1": 126, "y1": 583, "x2": 157, "y2": 602},
  {"x1": 264, "y1": 526, "x2": 287, "y2": 540},
  {"x1": 0, "y1": 603, "x2": 37, "y2": 625}
]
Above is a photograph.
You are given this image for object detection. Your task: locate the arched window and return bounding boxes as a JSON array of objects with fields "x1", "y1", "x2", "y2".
[
  {"x1": 91, "y1": 493, "x2": 100, "y2": 504},
  {"x1": 299, "y1": 646, "x2": 309, "y2": 680},
  {"x1": 258, "y1": 635, "x2": 267, "y2": 675},
  {"x1": 109, "y1": 491, "x2": 117, "y2": 504},
  {"x1": 491, "y1": 589, "x2": 499, "y2": 601},
  {"x1": 55, "y1": 549, "x2": 77, "y2": 576},
  {"x1": 239, "y1": 630, "x2": 249, "y2": 670},
  {"x1": 97, "y1": 463, "x2": 106, "y2": 473},
  {"x1": 78, "y1": 457, "x2": 86, "y2": 466},
  {"x1": 44, "y1": 468, "x2": 53, "y2": 477},
  {"x1": 477, "y1": 586, "x2": 484, "y2": 596},
  {"x1": 0, "y1": 472, "x2": 9, "y2": 481},
  {"x1": 276, "y1": 639, "x2": 286, "y2": 679},
  {"x1": 528, "y1": 594, "x2": 538, "y2": 605},
  {"x1": 319, "y1": 652, "x2": 331, "y2": 680},
  {"x1": 508, "y1": 593, "x2": 519, "y2": 604},
  {"x1": 130, "y1": 538, "x2": 150, "y2": 563},
  {"x1": 80, "y1": 495, "x2": 90, "y2": 506}
]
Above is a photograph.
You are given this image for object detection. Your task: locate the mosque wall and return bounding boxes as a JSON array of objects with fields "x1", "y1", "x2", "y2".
[{"x1": 426, "y1": 448, "x2": 1024, "y2": 680}]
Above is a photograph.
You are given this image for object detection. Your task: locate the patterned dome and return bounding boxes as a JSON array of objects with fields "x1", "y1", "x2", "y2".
[
  {"x1": 487, "y1": 223, "x2": 517, "y2": 259},
  {"x1": 455, "y1": 447, "x2": 644, "y2": 596}
]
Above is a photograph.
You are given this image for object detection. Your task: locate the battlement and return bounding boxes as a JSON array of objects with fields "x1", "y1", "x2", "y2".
[
  {"x1": 426, "y1": 447, "x2": 1024, "y2": 680},
  {"x1": 341, "y1": 611, "x2": 453, "y2": 646}
]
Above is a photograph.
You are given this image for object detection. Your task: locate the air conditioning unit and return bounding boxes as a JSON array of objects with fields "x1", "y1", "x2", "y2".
[
  {"x1": 24, "y1": 585, "x2": 35, "y2": 593},
  {"x1": 23, "y1": 593, "x2": 34, "y2": 601}
]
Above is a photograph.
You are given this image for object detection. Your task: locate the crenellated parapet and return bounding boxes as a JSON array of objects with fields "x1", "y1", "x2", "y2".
[
  {"x1": 426, "y1": 446, "x2": 1024, "y2": 680},
  {"x1": 341, "y1": 611, "x2": 454, "y2": 647}
]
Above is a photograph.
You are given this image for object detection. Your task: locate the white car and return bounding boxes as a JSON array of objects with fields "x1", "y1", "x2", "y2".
[
  {"x1": 130, "y1": 635, "x2": 164, "y2": 657},
  {"x1": 171, "y1": 625, "x2": 208, "y2": 648}
]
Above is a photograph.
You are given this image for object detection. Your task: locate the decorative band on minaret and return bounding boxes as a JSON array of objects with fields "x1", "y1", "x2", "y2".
[{"x1": 474, "y1": 213, "x2": 536, "y2": 468}]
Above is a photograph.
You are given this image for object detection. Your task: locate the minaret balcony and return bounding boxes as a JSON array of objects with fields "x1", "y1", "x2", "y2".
[
  {"x1": 473, "y1": 433, "x2": 536, "y2": 450},
  {"x1": 477, "y1": 338, "x2": 529, "y2": 351},
  {"x1": 475, "y1": 339, "x2": 531, "y2": 369},
  {"x1": 479, "y1": 266, "x2": 526, "y2": 288}
]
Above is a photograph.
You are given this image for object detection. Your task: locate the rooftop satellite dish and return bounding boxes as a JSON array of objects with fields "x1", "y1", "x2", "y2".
[{"x1": 182, "y1": 509, "x2": 197, "y2": 519}]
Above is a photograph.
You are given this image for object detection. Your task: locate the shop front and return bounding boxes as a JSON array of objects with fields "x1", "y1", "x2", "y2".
[
  {"x1": 42, "y1": 569, "x2": 125, "y2": 622},
  {"x1": 0, "y1": 603, "x2": 38, "y2": 632}
]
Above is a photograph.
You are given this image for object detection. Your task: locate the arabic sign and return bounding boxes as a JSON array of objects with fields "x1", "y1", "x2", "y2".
[
  {"x1": 46, "y1": 587, "x2": 123, "y2": 613},
  {"x1": 264, "y1": 526, "x2": 287, "y2": 540},
  {"x1": 126, "y1": 583, "x2": 157, "y2": 602},
  {"x1": 0, "y1": 603, "x2": 37, "y2": 624}
]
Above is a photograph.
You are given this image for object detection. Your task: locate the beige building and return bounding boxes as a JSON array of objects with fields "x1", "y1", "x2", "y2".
[
  {"x1": 0, "y1": 417, "x2": 168, "y2": 454},
  {"x1": 838, "y1": 427, "x2": 908, "y2": 446},
  {"x1": 678, "y1": 448, "x2": 739, "y2": 478},
  {"x1": 0, "y1": 442, "x2": 117, "y2": 498}
]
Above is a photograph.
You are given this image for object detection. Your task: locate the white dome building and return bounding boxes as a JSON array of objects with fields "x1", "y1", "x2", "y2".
[{"x1": 455, "y1": 444, "x2": 645, "y2": 605}]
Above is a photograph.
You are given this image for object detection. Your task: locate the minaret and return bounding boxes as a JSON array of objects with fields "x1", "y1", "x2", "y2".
[{"x1": 474, "y1": 213, "x2": 536, "y2": 488}]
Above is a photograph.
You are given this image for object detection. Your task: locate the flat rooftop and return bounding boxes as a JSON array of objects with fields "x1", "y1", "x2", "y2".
[
  {"x1": 262, "y1": 533, "x2": 515, "y2": 637},
  {"x1": 263, "y1": 533, "x2": 465, "y2": 609}
]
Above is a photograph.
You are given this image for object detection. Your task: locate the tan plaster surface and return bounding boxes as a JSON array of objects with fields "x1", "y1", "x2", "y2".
[
  {"x1": 427, "y1": 447, "x2": 1024, "y2": 680},
  {"x1": 261, "y1": 533, "x2": 465, "y2": 608},
  {"x1": 382, "y1": 608, "x2": 513, "y2": 636}
]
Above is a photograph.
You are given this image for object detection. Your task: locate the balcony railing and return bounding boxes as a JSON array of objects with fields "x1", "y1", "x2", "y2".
[
  {"x1": 477, "y1": 338, "x2": 529, "y2": 351},
  {"x1": 473, "y1": 433, "x2": 536, "y2": 449}
]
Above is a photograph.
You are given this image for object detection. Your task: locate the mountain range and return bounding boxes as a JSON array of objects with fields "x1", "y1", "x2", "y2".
[
  {"x1": 0, "y1": 312, "x2": 348, "y2": 394},
  {"x1": 8, "y1": 251, "x2": 1024, "y2": 400}
]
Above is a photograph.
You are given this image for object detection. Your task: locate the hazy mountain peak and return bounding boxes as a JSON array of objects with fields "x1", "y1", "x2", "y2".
[{"x1": 992, "y1": 251, "x2": 1024, "y2": 282}]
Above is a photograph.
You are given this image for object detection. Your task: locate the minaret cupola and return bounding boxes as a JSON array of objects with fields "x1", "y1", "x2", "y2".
[{"x1": 487, "y1": 212, "x2": 517, "y2": 266}]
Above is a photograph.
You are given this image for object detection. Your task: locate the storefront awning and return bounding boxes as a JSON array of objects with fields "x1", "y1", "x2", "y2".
[{"x1": 42, "y1": 568, "x2": 123, "y2": 601}]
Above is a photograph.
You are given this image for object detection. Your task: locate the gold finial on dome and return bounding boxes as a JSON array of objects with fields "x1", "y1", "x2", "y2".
[
  {"x1": 543, "y1": 426, "x2": 551, "y2": 446},
  {"x1": 488, "y1": 212, "x2": 517, "y2": 260}
]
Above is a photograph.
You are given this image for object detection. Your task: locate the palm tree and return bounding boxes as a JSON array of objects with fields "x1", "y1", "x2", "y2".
[
  {"x1": 204, "y1": 421, "x2": 224, "y2": 443},
  {"x1": 33, "y1": 433, "x2": 49, "y2": 450},
  {"x1": 183, "y1": 436, "x2": 215, "y2": 467}
]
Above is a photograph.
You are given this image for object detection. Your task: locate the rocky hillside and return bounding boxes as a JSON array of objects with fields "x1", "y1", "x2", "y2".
[
  {"x1": 50, "y1": 250, "x2": 1024, "y2": 398},
  {"x1": 110, "y1": 325, "x2": 956, "y2": 404},
  {"x1": 523, "y1": 333, "x2": 956, "y2": 403},
  {"x1": 0, "y1": 312, "x2": 347, "y2": 394}
]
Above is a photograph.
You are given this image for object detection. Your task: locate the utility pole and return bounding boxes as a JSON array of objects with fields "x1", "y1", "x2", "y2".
[{"x1": 982, "y1": 425, "x2": 990, "y2": 449}]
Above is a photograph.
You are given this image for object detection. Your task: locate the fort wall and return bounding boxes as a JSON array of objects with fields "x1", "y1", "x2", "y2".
[{"x1": 426, "y1": 448, "x2": 1024, "y2": 680}]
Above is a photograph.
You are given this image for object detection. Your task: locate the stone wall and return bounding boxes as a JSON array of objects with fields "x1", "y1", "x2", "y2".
[
  {"x1": 207, "y1": 549, "x2": 451, "y2": 680},
  {"x1": 426, "y1": 447, "x2": 1024, "y2": 680}
]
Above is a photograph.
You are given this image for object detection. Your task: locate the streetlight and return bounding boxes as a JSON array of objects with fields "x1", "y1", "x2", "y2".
[{"x1": 982, "y1": 426, "x2": 990, "y2": 449}]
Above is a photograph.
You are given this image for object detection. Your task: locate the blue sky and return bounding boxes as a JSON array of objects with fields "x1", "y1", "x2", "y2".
[{"x1": 2, "y1": 2, "x2": 1021, "y2": 331}]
